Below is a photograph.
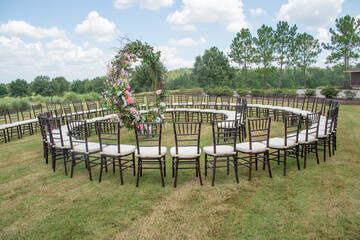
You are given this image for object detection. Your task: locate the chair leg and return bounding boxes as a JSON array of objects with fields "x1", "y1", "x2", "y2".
[
  {"x1": 226, "y1": 156, "x2": 230, "y2": 175},
  {"x1": 266, "y1": 151, "x2": 272, "y2": 178},
  {"x1": 70, "y1": 152, "x2": 75, "y2": 178},
  {"x1": 119, "y1": 158, "x2": 124, "y2": 185},
  {"x1": 159, "y1": 158, "x2": 165, "y2": 187},
  {"x1": 99, "y1": 156, "x2": 104, "y2": 183},
  {"x1": 205, "y1": 154, "x2": 208, "y2": 177},
  {"x1": 132, "y1": 153, "x2": 136, "y2": 176},
  {"x1": 303, "y1": 145, "x2": 308, "y2": 169},
  {"x1": 197, "y1": 157, "x2": 203, "y2": 186},
  {"x1": 315, "y1": 142, "x2": 319, "y2": 164},
  {"x1": 136, "y1": 158, "x2": 141, "y2": 187},
  {"x1": 86, "y1": 155, "x2": 93, "y2": 181},
  {"x1": 249, "y1": 153, "x2": 252, "y2": 181},
  {"x1": 233, "y1": 155, "x2": 239, "y2": 184},
  {"x1": 283, "y1": 149, "x2": 287, "y2": 176},
  {"x1": 296, "y1": 146, "x2": 300, "y2": 170},
  {"x1": 174, "y1": 157, "x2": 179, "y2": 188},
  {"x1": 63, "y1": 150, "x2": 68, "y2": 175},
  {"x1": 163, "y1": 156, "x2": 166, "y2": 178},
  {"x1": 211, "y1": 157, "x2": 217, "y2": 186}
]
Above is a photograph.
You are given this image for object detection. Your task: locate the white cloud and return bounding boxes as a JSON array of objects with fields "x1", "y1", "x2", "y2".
[
  {"x1": 167, "y1": 0, "x2": 248, "y2": 32},
  {"x1": 155, "y1": 46, "x2": 194, "y2": 70},
  {"x1": 250, "y1": 8, "x2": 266, "y2": 16},
  {"x1": 0, "y1": 20, "x2": 66, "y2": 39},
  {"x1": 0, "y1": 36, "x2": 107, "y2": 82},
  {"x1": 114, "y1": 0, "x2": 174, "y2": 10},
  {"x1": 276, "y1": 0, "x2": 344, "y2": 29},
  {"x1": 75, "y1": 11, "x2": 117, "y2": 42},
  {"x1": 316, "y1": 27, "x2": 330, "y2": 43},
  {"x1": 169, "y1": 37, "x2": 206, "y2": 47}
]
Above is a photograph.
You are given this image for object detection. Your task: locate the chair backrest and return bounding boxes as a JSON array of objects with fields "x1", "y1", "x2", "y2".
[
  {"x1": 87, "y1": 102, "x2": 98, "y2": 118},
  {"x1": 219, "y1": 96, "x2": 231, "y2": 110},
  {"x1": 63, "y1": 106, "x2": 73, "y2": 121},
  {"x1": 304, "y1": 112, "x2": 321, "y2": 140},
  {"x1": 96, "y1": 121, "x2": 122, "y2": 154},
  {"x1": 304, "y1": 97, "x2": 316, "y2": 112},
  {"x1": 7, "y1": 108, "x2": 20, "y2": 123},
  {"x1": 275, "y1": 96, "x2": 284, "y2": 107},
  {"x1": 173, "y1": 121, "x2": 202, "y2": 155},
  {"x1": 135, "y1": 96, "x2": 146, "y2": 110},
  {"x1": 248, "y1": 117, "x2": 271, "y2": 149},
  {"x1": 235, "y1": 104, "x2": 245, "y2": 125},
  {"x1": 73, "y1": 103, "x2": 85, "y2": 120},
  {"x1": 20, "y1": 106, "x2": 33, "y2": 121},
  {"x1": 134, "y1": 122, "x2": 163, "y2": 156},
  {"x1": 47, "y1": 117, "x2": 65, "y2": 147},
  {"x1": 193, "y1": 95, "x2": 203, "y2": 108},
  {"x1": 67, "y1": 119, "x2": 88, "y2": 151},
  {"x1": 296, "y1": 97, "x2": 306, "y2": 110},
  {"x1": 284, "y1": 115, "x2": 300, "y2": 146},
  {"x1": 321, "y1": 108, "x2": 336, "y2": 136},
  {"x1": 38, "y1": 114, "x2": 49, "y2": 142},
  {"x1": 0, "y1": 109, "x2": 8, "y2": 125},
  {"x1": 46, "y1": 102, "x2": 57, "y2": 112},
  {"x1": 32, "y1": 104, "x2": 43, "y2": 117},
  {"x1": 163, "y1": 95, "x2": 173, "y2": 108},
  {"x1": 322, "y1": 99, "x2": 333, "y2": 116},
  {"x1": 211, "y1": 120, "x2": 237, "y2": 154},
  {"x1": 207, "y1": 96, "x2": 218, "y2": 109}
]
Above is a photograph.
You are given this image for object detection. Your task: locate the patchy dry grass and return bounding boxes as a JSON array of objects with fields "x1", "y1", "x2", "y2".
[{"x1": 1, "y1": 106, "x2": 360, "y2": 239}]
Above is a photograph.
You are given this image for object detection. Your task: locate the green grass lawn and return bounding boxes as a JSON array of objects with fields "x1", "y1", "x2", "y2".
[{"x1": 1, "y1": 106, "x2": 359, "y2": 239}]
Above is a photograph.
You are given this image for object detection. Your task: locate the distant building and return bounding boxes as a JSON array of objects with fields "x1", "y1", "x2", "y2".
[{"x1": 343, "y1": 68, "x2": 360, "y2": 88}]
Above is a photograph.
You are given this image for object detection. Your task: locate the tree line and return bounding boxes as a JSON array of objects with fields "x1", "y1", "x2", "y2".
[{"x1": 0, "y1": 76, "x2": 106, "y2": 98}]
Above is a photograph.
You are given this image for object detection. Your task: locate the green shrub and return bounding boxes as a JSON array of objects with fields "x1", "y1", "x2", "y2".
[
  {"x1": 305, "y1": 89, "x2": 316, "y2": 97},
  {"x1": 52, "y1": 96, "x2": 62, "y2": 103},
  {"x1": 236, "y1": 89, "x2": 248, "y2": 97},
  {"x1": 19, "y1": 98, "x2": 30, "y2": 107},
  {"x1": 188, "y1": 87, "x2": 204, "y2": 95},
  {"x1": 83, "y1": 92, "x2": 101, "y2": 100},
  {"x1": 320, "y1": 86, "x2": 339, "y2": 99},
  {"x1": 178, "y1": 87, "x2": 187, "y2": 95},
  {"x1": 250, "y1": 89, "x2": 265, "y2": 97},
  {"x1": 283, "y1": 89, "x2": 297, "y2": 97},
  {"x1": 207, "y1": 87, "x2": 233, "y2": 96},
  {"x1": 0, "y1": 99, "x2": 9, "y2": 109},
  {"x1": 344, "y1": 90, "x2": 356, "y2": 100},
  {"x1": 62, "y1": 92, "x2": 82, "y2": 102}
]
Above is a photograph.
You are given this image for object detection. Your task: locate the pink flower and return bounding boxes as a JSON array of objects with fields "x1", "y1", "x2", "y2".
[
  {"x1": 126, "y1": 85, "x2": 131, "y2": 91},
  {"x1": 156, "y1": 89, "x2": 162, "y2": 95},
  {"x1": 135, "y1": 115, "x2": 140, "y2": 122},
  {"x1": 161, "y1": 114, "x2": 165, "y2": 119},
  {"x1": 153, "y1": 107, "x2": 159, "y2": 113},
  {"x1": 130, "y1": 107, "x2": 136, "y2": 114},
  {"x1": 139, "y1": 124, "x2": 144, "y2": 130},
  {"x1": 126, "y1": 97, "x2": 134, "y2": 105}
]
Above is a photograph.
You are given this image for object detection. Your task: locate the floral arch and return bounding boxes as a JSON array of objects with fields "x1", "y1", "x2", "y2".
[{"x1": 103, "y1": 40, "x2": 168, "y2": 129}]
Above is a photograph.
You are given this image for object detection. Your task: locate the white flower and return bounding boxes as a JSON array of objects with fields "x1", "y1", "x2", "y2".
[{"x1": 160, "y1": 102, "x2": 166, "y2": 107}]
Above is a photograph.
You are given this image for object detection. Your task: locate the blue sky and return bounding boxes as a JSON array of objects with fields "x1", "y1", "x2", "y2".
[{"x1": 0, "y1": 0, "x2": 359, "y2": 83}]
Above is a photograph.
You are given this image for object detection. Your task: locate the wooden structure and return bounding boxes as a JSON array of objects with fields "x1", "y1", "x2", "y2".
[{"x1": 344, "y1": 68, "x2": 360, "y2": 87}]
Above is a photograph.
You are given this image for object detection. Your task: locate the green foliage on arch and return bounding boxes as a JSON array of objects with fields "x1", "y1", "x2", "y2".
[{"x1": 103, "y1": 39, "x2": 168, "y2": 129}]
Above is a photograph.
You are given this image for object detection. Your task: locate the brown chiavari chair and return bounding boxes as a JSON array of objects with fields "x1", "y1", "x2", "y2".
[
  {"x1": 135, "y1": 96, "x2": 147, "y2": 110},
  {"x1": 38, "y1": 114, "x2": 51, "y2": 164},
  {"x1": 0, "y1": 109, "x2": 10, "y2": 143},
  {"x1": 268, "y1": 115, "x2": 300, "y2": 176},
  {"x1": 171, "y1": 121, "x2": 202, "y2": 187},
  {"x1": 67, "y1": 119, "x2": 101, "y2": 181},
  {"x1": 32, "y1": 104, "x2": 43, "y2": 132},
  {"x1": 72, "y1": 101, "x2": 86, "y2": 120},
  {"x1": 96, "y1": 121, "x2": 136, "y2": 184},
  {"x1": 47, "y1": 117, "x2": 72, "y2": 174},
  {"x1": 204, "y1": 120, "x2": 238, "y2": 186},
  {"x1": 236, "y1": 117, "x2": 272, "y2": 180},
  {"x1": 316, "y1": 108, "x2": 336, "y2": 162},
  {"x1": 293, "y1": 112, "x2": 320, "y2": 168},
  {"x1": 134, "y1": 122, "x2": 166, "y2": 187},
  {"x1": 6, "y1": 108, "x2": 22, "y2": 139},
  {"x1": 20, "y1": 106, "x2": 36, "y2": 136}
]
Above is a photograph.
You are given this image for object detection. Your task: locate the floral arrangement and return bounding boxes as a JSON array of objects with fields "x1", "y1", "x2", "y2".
[{"x1": 103, "y1": 40, "x2": 167, "y2": 129}]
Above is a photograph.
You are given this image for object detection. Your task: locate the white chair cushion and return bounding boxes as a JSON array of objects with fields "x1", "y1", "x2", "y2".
[
  {"x1": 72, "y1": 142, "x2": 102, "y2": 153},
  {"x1": 217, "y1": 121, "x2": 236, "y2": 128},
  {"x1": 267, "y1": 137, "x2": 296, "y2": 149},
  {"x1": 135, "y1": 146, "x2": 167, "y2": 158},
  {"x1": 101, "y1": 144, "x2": 136, "y2": 157},
  {"x1": 288, "y1": 133, "x2": 316, "y2": 144},
  {"x1": 203, "y1": 145, "x2": 235, "y2": 157},
  {"x1": 170, "y1": 146, "x2": 201, "y2": 158},
  {"x1": 236, "y1": 142, "x2": 267, "y2": 153}
]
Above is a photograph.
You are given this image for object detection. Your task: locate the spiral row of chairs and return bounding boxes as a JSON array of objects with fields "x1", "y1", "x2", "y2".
[
  {"x1": 0, "y1": 99, "x2": 108, "y2": 143},
  {"x1": 36, "y1": 95, "x2": 340, "y2": 187}
]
